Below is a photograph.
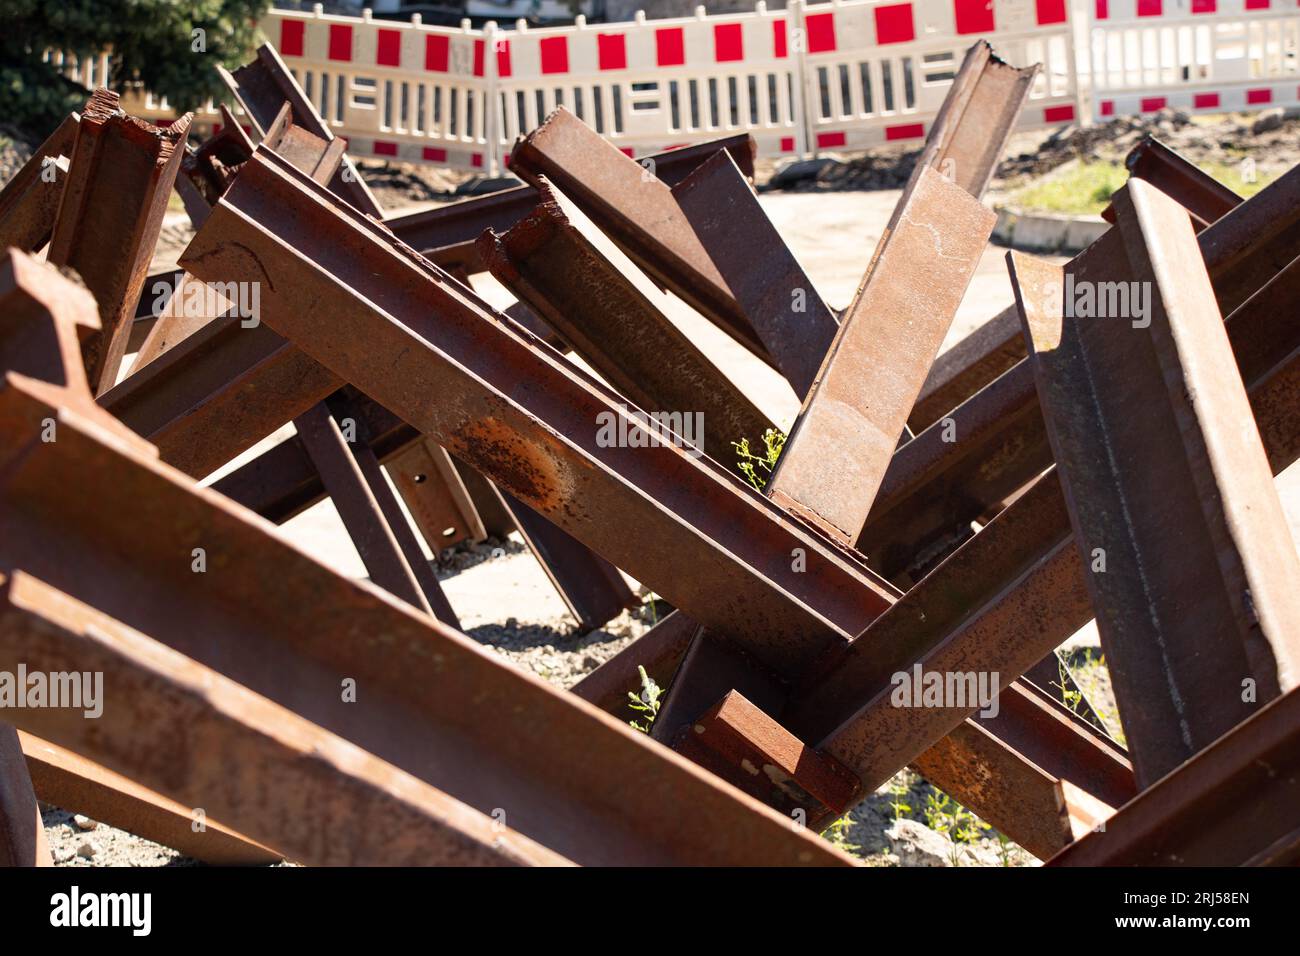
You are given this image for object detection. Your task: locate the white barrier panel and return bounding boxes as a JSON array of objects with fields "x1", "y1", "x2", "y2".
[
  {"x1": 1088, "y1": 1, "x2": 1300, "y2": 117},
  {"x1": 795, "y1": 0, "x2": 1078, "y2": 153},
  {"x1": 256, "y1": 2, "x2": 1082, "y2": 170},
  {"x1": 491, "y1": 7, "x2": 800, "y2": 161},
  {"x1": 59, "y1": 2, "x2": 1296, "y2": 173},
  {"x1": 268, "y1": 9, "x2": 495, "y2": 169}
]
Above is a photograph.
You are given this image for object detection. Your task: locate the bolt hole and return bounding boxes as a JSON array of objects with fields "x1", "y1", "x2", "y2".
[{"x1": 412, "y1": 473, "x2": 427, "y2": 484}]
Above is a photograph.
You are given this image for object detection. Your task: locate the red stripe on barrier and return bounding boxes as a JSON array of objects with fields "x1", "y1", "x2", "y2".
[
  {"x1": 1137, "y1": 0, "x2": 1162, "y2": 15},
  {"x1": 328, "y1": 24, "x2": 353, "y2": 62},
  {"x1": 498, "y1": 39, "x2": 513, "y2": 77},
  {"x1": 373, "y1": 141, "x2": 398, "y2": 157},
  {"x1": 1194, "y1": 92, "x2": 1220, "y2": 108},
  {"x1": 1036, "y1": 0, "x2": 1068, "y2": 24},
  {"x1": 425, "y1": 35, "x2": 449, "y2": 72},
  {"x1": 377, "y1": 29, "x2": 401, "y2": 68},
  {"x1": 774, "y1": 20, "x2": 788, "y2": 58},
  {"x1": 714, "y1": 23, "x2": 744, "y2": 62},
  {"x1": 780, "y1": 136, "x2": 795, "y2": 152},
  {"x1": 817, "y1": 131, "x2": 847, "y2": 148},
  {"x1": 598, "y1": 33, "x2": 627, "y2": 70},
  {"x1": 620, "y1": 148, "x2": 636, "y2": 158},
  {"x1": 280, "y1": 20, "x2": 305, "y2": 57},
  {"x1": 540, "y1": 36, "x2": 569, "y2": 74},
  {"x1": 886, "y1": 122, "x2": 925, "y2": 140},
  {"x1": 1141, "y1": 96, "x2": 1167, "y2": 112},
  {"x1": 1191, "y1": 0, "x2": 1216, "y2": 12},
  {"x1": 1100, "y1": 100, "x2": 1115, "y2": 116},
  {"x1": 471, "y1": 153, "x2": 484, "y2": 168},
  {"x1": 805, "y1": 13, "x2": 837, "y2": 53},
  {"x1": 473, "y1": 39, "x2": 485, "y2": 76},
  {"x1": 1095, "y1": 0, "x2": 1109, "y2": 16},
  {"x1": 423, "y1": 147, "x2": 447, "y2": 162},
  {"x1": 875, "y1": 4, "x2": 916, "y2": 44},
  {"x1": 1245, "y1": 0, "x2": 1270, "y2": 7},
  {"x1": 955, "y1": 0, "x2": 995, "y2": 34},
  {"x1": 1247, "y1": 88, "x2": 1273, "y2": 104},
  {"x1": 1044, "y1": 104, "x2": 1075, "y2": 122},
  {"x1": 657, "y1": 27, "x2": 685, "y2": 66}
]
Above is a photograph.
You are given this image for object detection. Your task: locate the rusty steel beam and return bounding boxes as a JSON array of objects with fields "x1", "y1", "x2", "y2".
[
  {"x1": 790, "y1": 472, "x2": 1084, "y2": 747},
  {"x1": 831, "y1": 39, "x2": 1033, "y2": 426},
  {"x1": 207, "y1": 394, "x2": 633, "y2": 632},
  {"x1": 206, "y1": 390, "x2": 633, "y2": 631},
  {"x1": 900, "y1": 157, "x2": 1300, "y2": 444},
  {"x1": 501, "y1": 488, "x2": 638, "y2": 631},
  {"x1": 479, "y1": 176, "x2": 773, "y2": 466},
  {"x1": 1101, "y1": 136, "x2": 1241, "y2": 229},
  {"x1": 1049, "y1": 685, "x2": 1300, "y2": 866},
  {"x1": 181, "y1": 148, "x2": 897, "y2": 676},
  {"x1": 295, "y1": 399, "x2": 459, "y2": 626},
  {"x1": 976, "y1": 681, "x2": 1134, "y2": 811},
  {"x1": 597, "y1": 603, "x2": 1120, "y2": 857},
  {"x1": 0, "y1": 724, "x2": 49, "y2": 867},
  {"x1": 388, "y1": 133, "x2": 757, "y2": 274},
  {"x1": 570, "y1": 611, "x2": 697, "y2": 715},
  {"x1": 908, "y1": 304, "x2": 1023, "y2": 434},
  {"x1": 178, "y1": 147, "x2": 1284, "y2": 858},
  {"x1": 133, "y1": 267, "x2": 185, "y2": 322},
  {"x1": 858, "y1": 164, "x2": 1300, "y2": 578},
  {"x1": 913, "y1": 717, "x2": 1112, "y2": 860},
  {"x1": 907, "y1": 41, "x2": 1038, "y2": 199},
  {"x1": 20, "y1": 731, "x2": 280, "y2": 866},
  {"x1": 0, "y1": 156, "x2": 68, "y2": 255},
  {"x1": 99, "y1": 315, "x2": 342, "y2": 479},
  {"x1": 0, "y1": 251, "x2": 156, "y2": 457},
  {"x1": 766, "y1": 166, "x2": 996, "y2": 545},
  {"x1": 650, "y1": 629, "x2": 788, "y2": 748},
  {"x1": 0, "y1": 404, "x2": 850, "y2": 867},
  {"x1": 672, "y1": 690, "x2": 863, "y2": 824},
  {"x1": 1012, "y1": 180, "x2": 1300, "y2": 787},
  {"x1": 46, "y1": 89, "x2": 193, "y2": 395},
  {"x1": 385, "y1": 439, "x2": 486, "y2": 548},
  {"x1": 1023, "y1": 650, "x2": 1111, "y2": 736},
  {"x1": 0, "y1": 572, "x2": 565, "y2": 867},
  {"x1": 798, "y1": 237, "x2": 1300, "y2": 838},
  {"x1": 0, "y1": 265, "x2": 848, "y2": 867},
  {"x1": 0, "y1": 112, "x2": 78, "y2": 253},
  {"x1": 137, "y1": 103, "x2": 344, "y2": 380},
  {"x1": 261, "y1": 103, "x2": 346, "y2": 182},
  {"x1": 452, "y1": 456, "x2": 516, "y2": 537},
  {"x1": 127, "y1": 273, "x2": 219, "y2": 374},
  {"x1": 858, "y1": 353, "x2": 1049, "y2": 584},
  {"x1": 508, "y1": 107, "x2": 769, "y2": 362},
  {"x1": 674, "y1": 149, "x2": 837, "y2": 398},
  {"x1": 175, "y1": 163, "x2": 212, "y2": 230},
  {"x1": 183, "y1": 103, "x2": 258, "y2": 205},
  {"x1": 220, "y1": 43, "x2": 384, "y2": 219}
]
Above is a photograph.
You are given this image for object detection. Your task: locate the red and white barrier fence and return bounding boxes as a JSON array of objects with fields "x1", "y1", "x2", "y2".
[{"x1": 58, "y1": 0, "x2": 1300, "y2": 173}]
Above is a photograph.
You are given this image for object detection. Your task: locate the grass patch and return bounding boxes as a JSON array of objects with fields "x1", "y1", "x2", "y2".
[
  {"x1": 1009, "y1": 161, "x2": 1129, "y2": 215},
  {"x1": 1199, "y1": 161, "x2": 1276, "y2": 198},
  {"x1": 1008, "y1": 158, "x2": 1277, "y2": 215}
]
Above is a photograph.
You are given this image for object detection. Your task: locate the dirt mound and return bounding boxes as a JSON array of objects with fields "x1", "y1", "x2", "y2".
[{"x1": 763, "y1": 109, "x2": 1300, "y2": 193}]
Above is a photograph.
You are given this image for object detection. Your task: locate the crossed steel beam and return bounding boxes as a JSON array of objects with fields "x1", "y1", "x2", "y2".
[{"x1": 0, "y1": 251, "x2": 851, "y2": 866}]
